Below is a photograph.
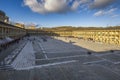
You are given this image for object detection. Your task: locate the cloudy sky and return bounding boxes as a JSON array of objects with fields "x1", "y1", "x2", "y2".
[{"x1": 0, "y1": 0, "x2": 120, "y2": 27}]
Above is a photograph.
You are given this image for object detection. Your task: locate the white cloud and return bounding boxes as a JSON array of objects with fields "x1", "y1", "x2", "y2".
[
  {"x1": 71, "y1": 0, "x2": 89, "y2": 10},
  {"x1": 112, "y1": 14, "x2": 119, "y2": 18},
  {"x1": 90, "y1": 0, "x2": 115, "y2": 9},
  {"x1": 94, "y1": 10, "x2": 105, "y2": 16},
  {"x1": 44, "y1": 0, "x2": 70, "y2": 13},
  {"x1": 107, "y1": 8, "x2": 117, "y2": 14},
  {"x1": 24, "y1": 0, "x2": 70, "y2": 14},
  {"x1": 23, "y1": 0, "x2": 90, "y2": 14},
  {"x1": 94, "y1": 8, "x2": 117, "y2": 16},
  {"x1": 23, "y1": 0, "x2": 119, "y2": 15},
  {"x1": 24, "y1": 0, "x2": 46, "y2": 14}
]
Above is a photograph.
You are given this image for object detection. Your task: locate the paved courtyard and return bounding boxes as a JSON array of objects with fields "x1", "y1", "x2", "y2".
[{"x1": 0, "y1": 36, "x2": 120, "y2": 80}]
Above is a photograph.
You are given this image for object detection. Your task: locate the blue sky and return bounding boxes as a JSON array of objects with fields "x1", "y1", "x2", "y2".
[{"x1": 0, "y1": 0, "x2": 120, "y2": 27}]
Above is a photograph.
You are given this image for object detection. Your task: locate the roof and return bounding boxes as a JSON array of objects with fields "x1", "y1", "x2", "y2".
[{"x1": 0, "y1": 10, "x2": 5, "y2": 16}]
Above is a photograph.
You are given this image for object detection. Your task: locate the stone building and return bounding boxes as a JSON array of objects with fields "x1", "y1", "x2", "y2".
[
  {"x1": 0, "y1": 10, "x2": 9, "y2": 23},
  {"x1": 15, "y1": 23, "x2": 25, "y2": 28}
]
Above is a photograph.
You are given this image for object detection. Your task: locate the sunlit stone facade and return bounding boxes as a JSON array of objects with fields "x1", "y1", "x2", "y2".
[
  {"x1": 27, "y1": 29, "x2": 120, "y2": 45},
  {"x1": 0, "y1": 23, "x2": 120, "y2": 45}
]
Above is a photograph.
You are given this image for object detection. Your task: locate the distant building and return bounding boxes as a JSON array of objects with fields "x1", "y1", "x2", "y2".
[
  {"x1": 15, "y1": 23, "x2": 25, "y2": 28},
  {"x1": 27, "y1": 26, "x2": 36, "y2": 29},
  {"x1": 0, "y1": 10, "x2": 9, "y2": 23},
  {"x1": 25, "y1": 24, "x2": 36, "y2": 29}
]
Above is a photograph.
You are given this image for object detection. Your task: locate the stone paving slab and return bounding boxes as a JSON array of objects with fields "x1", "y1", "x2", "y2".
[
  {"x1": 100, "y1": 54, "x2": 120, "y2": 63},
  {"x1": 46, "y1": 51, "x2": 87, "y2": 58},
  {"x1": 36, "y1": 55, "x2": 102, "y2": 65},
  {"x1": 34, "y1": 62, "x2": 120, "y2": 80}
]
